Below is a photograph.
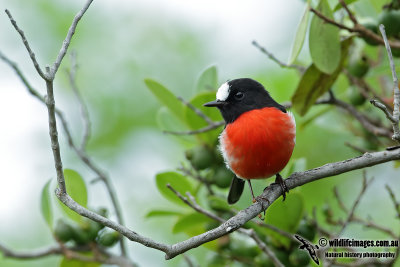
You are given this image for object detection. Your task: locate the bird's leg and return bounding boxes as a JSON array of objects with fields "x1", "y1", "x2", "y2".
[
  {"x1": 247, "y1": 180, "x2": 269, "y2": 220},
  {"x1": 275, "y1": 173, "x2": 289, "y2": 201},
  {"x1": 247, "y1": 180, "x2": 256, "y2": 202}
]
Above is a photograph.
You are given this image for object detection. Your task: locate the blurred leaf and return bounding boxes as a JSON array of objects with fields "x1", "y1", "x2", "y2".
[
  {"x1": 60, "y1": 256, "x2": 100, "y2": 267},
  {"x1": 283, "y1": 158, "x2": 308, "y2": 177},
  {"x1": 173, "y1": 213, "x2": 212, "y2": 234},
  {"x1": 145, "y1": 79, "x2": 185, "y2": 122},
  {"x1": 299, "y1": 106, "x2": 333, "y2": 129},
  {"x1": 265, "y1": 192, "x2": 304, "y2": 248},
  {"x1": 288, "y1": 1, "x2": 310, "y2": 65},
  {"x1": 156, "y1": 107, "x2": 195, "y2": 143},
  {"x1": 145, "y1": 209, "x2": 183, "y2": 218},
  {"x1": 309, "y1": 0, "x2": 341, "y2": 74},
  {"x1": 208, "y1": 195, "x2": 232, "y2": 212},
  {"x1": 196, "y1": 65, "x2": 218, "y2": 92},
  {"x1": 58, "y1": 169, "x2": 87, "y2": 224},
  {"x1": 184, "y1": 92, "x2": 223, "y2": 145},
  {"x1": 40, "y1": 179, "x2": 53, "y2": 230},
  {"x1": 292, "y1": 38, "x2": 352, "y2": 115},
  {"x1": 155, "y1": 171, "x2": 194, "y2": 206},
  {"x1": 333, "y1": 0, "x2": 359, "y2": 11}
]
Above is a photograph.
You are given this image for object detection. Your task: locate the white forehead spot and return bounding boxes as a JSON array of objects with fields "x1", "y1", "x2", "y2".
[{"x1": 216, "y1": 82, "x2": 230, "y2": 101}]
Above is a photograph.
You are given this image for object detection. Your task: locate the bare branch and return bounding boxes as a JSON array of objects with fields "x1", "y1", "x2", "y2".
[
  {"x1": 67, "y1": 51, "x2": 91, "y2": 150},
  {"x1": 339, "y1": 0, "x2": 357, "y2": 25},
  {"x1": 385, "y1": 184, "x2": 400, "y2": 219},
  {"x1": 338, "y1": 172, "x2": 372, "y2": 236},
  {"x1": 370, "y1": 99, "x2": 396, "y2": 122},
  {"x1": 0, "y1": 244, "x2": 61, "y2": 259},
  {"x1": 334, "y1": 184, "x2": 398, "y2": 239},
  {"x1": 252, "y1": 40, "x2": 305, "y2": 72},
  {"x1": 310, "y1": 7, "x2": 355, "y2": 32},
  {"x1": 378, "y1": 24, "x2": 400, "y2": 142},
  {"x1": 51, "y1": 0, "x2": 94, "y2": 78},
  {"x1": 4, "y1": 9, "x2": 47, "y2": 80},
  {"x1": 0, "y1": 51, "x2": 45, "y2": 102}
]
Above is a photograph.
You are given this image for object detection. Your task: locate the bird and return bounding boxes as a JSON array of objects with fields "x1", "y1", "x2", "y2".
[{"x1": 203, "y1": 78, "x2": 296, "y2": 204}]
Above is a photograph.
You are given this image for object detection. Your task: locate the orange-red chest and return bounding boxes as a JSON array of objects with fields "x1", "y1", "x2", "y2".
[{"x1": 219, "y1": 107, "x2": 296, "y2": 179}]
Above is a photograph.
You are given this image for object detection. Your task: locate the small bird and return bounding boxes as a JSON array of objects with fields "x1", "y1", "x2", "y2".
[{"x1": 204, "y1": 78, "x2": 296, "y2": 204}]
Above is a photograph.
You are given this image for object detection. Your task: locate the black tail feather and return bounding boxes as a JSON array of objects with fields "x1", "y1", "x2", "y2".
[{"x1": 227, "y1": 175, "x2": 245, "y2": 204}]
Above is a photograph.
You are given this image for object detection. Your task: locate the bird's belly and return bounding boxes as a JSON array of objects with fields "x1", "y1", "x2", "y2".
[{"x1": 219, "y1": 107, "x2": 296, "y2": 179}]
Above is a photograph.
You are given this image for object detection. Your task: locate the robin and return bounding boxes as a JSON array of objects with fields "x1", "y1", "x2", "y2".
[{"x1": 204, "y1": 78, "x2": 296, "y2": 204}]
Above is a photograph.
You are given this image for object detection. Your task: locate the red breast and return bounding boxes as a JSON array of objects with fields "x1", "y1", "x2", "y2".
[{"x1": 219, "y1": 107, "x2": 296, "y2": 179}]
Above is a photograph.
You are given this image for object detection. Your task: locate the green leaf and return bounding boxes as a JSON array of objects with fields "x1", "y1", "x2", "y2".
[
  {"x1": 265, "y1": 192, "x2": 304, "y2": 248},
  {"x1": 145, "y1": 209, "x2": 183, "y2": 218},
  {"x1": 184, "y1": 92, "x2": 223, "y2": 145},
  {"x1": 58, "y1": 169, "x2": 88, "y2": 223},
  {"x1": 155, "y1": 171, "x2": 194, "y2": 205},
  {"x1": 333, "y1": 0, "x2": 359, "y2": 11},
  {"x1": 309, "y1": 0, "x2": 341, "y2": 74},
  {"x1": 60, "y1": 256, "x2": 100, "y2": 267},
  {"x1": 196, "y1": 65, "x2": 218, "y2": 92},
  {"x1": 292, "y1": 38, "x2": 352, "y2": 115},
  {"x1": 208, "y1": 195, "x2": 232, "y2": 212},
  {"x1": 40, "y1": 179, "x2": 53, "y2": 230},
  {"x1": 145, "y1": 79, "x2": 185, "y2": 122},
  {"x1": 288, "y1": 1, "x2": 310, "y2": 65},
  {"x1": 172, "y1": 213, "x2": 212, "y2": 234}
]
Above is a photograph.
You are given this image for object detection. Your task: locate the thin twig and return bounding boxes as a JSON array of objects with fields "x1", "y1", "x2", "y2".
[
  {"x1": 67, "y1": 51, "x2": 91, "y2": 150},
  {"x1": 163, "y1": 121, "x2": 224, "y2": 135},
  {"x1": 385, "y1": 185, "x2": 400, "y2": 219},
  {"x1": 310, "y1": 7, "x2": 355, "y2": 32},
  {"x1": 177, "y1": 96, "x2": 215, "y2": 125},
  {"x1": 337, "y1": 172, "x2": 371, "y2": 236},
  {"x1": 178, "y1": 165, "x2": 215, "y2": 195},
  {"x1": 378, "y1": 24, "x2": 400, "y2": 142},
  {"x1": 339, "y1": 0, "x2": 357, "y2": 25},
  {"x1": 252, "y1": 40, "x2": 305, "y2": 72},
  {"x1": 334, "y1": 184, "x2": 398, "y2": 239},
  {"x1": 4, "y1": 10, "x2": 47, "y2": 80},
  {"x1": 0, "y1": 51, "x2": 45, "y2": 102},
  {"x1": 51, "y1": 0, "x2": 94, "y2": 77}
]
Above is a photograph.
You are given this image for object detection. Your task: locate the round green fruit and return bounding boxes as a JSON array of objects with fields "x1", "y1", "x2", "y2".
[
  {"x1": 289, "y1": 249, "x2": 311, "y2": 266},
  {"x1": 214, "y1": 166, "x2": 233, "y2": 189},
  {"x1": 296, "y1": 219, "x2": 316, "y2": 242},
  {"x1": 361, "y1": 22, "x2": 379, "y2": 46},
  {"x1": 71, "y1": 225, "x2": 92, "y2": 245},
  {"x1": 54, "y1": 220, "x2": 74, "y2": 243},
  {"x1": 98, "y1": 231, "x2": 120, "y2": 247},
  {"x1": 347, "y1": 86, "x2": 366, "y2": 106},
  {"x1": 347, "y1": 57, "x2": 369, "y2": 78},
  {"x1": 187, "y1": 146, "x2": 214, "y2": 170},
  {"x1": 378, "y1": 10, "x2": 400, "y2": 38},
  {"x1": 254, "y1": 253, "x2": 275, "y2": 267}
]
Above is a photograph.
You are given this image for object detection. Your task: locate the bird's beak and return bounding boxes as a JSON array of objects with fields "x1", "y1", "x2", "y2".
[{"x1": 203, "y1": 100, "x2": 227, "y2": 107}]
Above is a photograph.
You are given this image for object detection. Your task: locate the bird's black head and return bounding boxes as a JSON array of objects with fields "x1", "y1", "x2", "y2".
[{"x1": 204, "y1": 78, "x2": 286, "y2": 123}]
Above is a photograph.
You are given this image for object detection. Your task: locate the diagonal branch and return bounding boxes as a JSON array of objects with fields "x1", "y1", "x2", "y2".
[
  {"x1": 4, "y1": 9, "x2": 47, "y2": 80},
  {"x1": 51, "y1": 0, "x2": 94, "y2": 78},
  {"x1": 252, "y1": 40, "x2": 305, "y2": 72}
]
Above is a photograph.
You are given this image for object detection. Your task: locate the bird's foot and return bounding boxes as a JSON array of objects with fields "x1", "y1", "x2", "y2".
[
  {"x1": 252, "y1": 196, "x2": 269, "y2": 220},
  {"x1": 272, "y1": 173, "x2": 289, "y2": 201}
]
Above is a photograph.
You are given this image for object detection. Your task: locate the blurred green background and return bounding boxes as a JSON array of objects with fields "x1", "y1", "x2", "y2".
[{"x1": 0, "y1": 0, "x2": 399, "y2": 266}]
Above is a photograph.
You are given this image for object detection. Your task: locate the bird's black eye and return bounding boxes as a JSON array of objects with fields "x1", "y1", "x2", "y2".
[{"x1": 234, "y1": 91, "x2": 244, "y2": 100}]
